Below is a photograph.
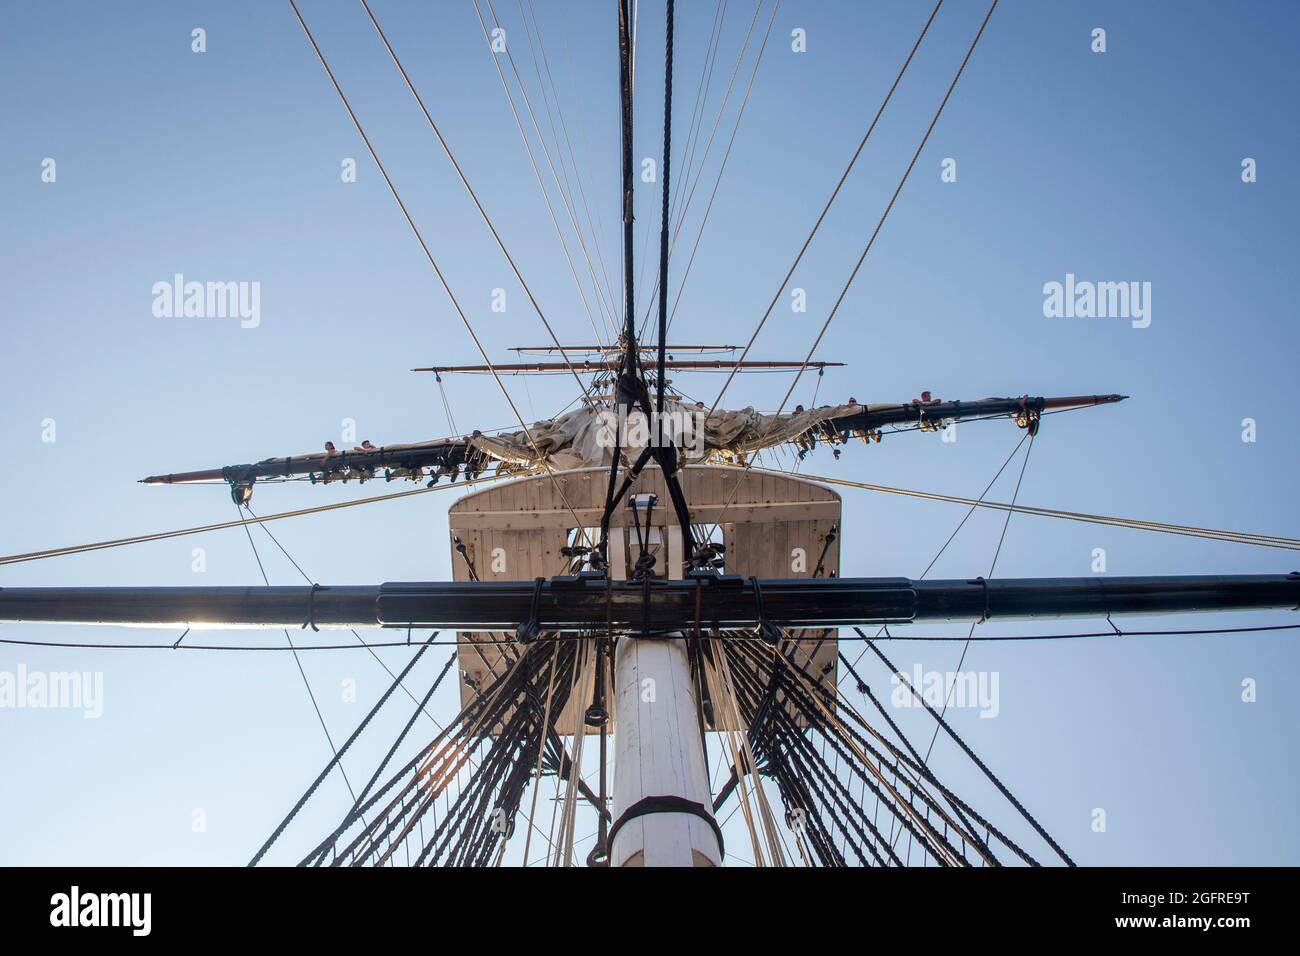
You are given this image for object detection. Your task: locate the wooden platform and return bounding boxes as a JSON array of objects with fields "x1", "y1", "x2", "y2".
[{"x1": 448, "y1": 465, "x2": 841, "y2": 733}]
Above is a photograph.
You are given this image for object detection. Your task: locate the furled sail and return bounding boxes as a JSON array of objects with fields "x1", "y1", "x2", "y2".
[{"x1": 141, "y1": 393, "x2": 1125, "y2": 501}]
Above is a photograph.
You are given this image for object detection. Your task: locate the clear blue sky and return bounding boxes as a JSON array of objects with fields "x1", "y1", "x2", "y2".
[{"x1": 1, "y1": 0, "x2": 1297, "y2": 865}]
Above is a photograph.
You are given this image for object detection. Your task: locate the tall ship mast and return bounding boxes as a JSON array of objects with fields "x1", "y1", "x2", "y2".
[{"x1": 3, "y1": 0, "x2": 1297, "y2": 871}]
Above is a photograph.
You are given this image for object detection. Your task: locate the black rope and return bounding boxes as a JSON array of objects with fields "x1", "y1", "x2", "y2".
[
  {"x1": 312, "y1": 649, "x2": 532, "y2": 865},
  {"x1": 722, "y1": 640, "x2": 908, "y2": 865},
  {"x1": 320, "y1": 639, "x2": 588, "y2": 868},
  {"x1": 617, "y1": 0, "x2": 637, "y2": 342},
  {"x1": 301, "y1": 649, "x2": 455, "y2": 867},
  {"x1": 728, "y1": 633, "x2": 990, "y2": 866},
  {"x1": 453, "y1": 535, "x2": 479, "y2": 581},
  {"x1": 237, "y1": 504, "x2": 359, "y2": 815},
  {"x1": 303, "y1": 582, "x2": 323, "y2": 632},
  {"x1": 753, "y1": 645, "x2": 972, "y2": 866},
  {"x1": 516, "y1": 577, "x2": 545, "y2": 644},
  {"x1": 656, "y1": 0, "x2": 675, "y2": 418},
  {"x1": 858, "y1": 629, "x2": 1075, "y2": 866},
  {"x1": 837, "y1": 652, "x2": 1013, "y2": 867},
  {"x1": 5, "y1": 620, "x2": 1298, "y2": 655},
  {"x1": 812, "y1": 524, "x2": 837, "y2": 578},
  {"x1": 250, "y1": 632, "x2": 440, "y2": 866},
  {"x1": 340, "y1": 656, "x2": 535, "y2": 866}
]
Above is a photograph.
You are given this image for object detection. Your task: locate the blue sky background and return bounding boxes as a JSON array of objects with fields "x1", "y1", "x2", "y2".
[{"x1": 1, "y1": 0, "x2": 1298, "y2": 866}]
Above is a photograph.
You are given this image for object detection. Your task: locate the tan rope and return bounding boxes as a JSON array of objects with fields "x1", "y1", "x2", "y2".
[
  {"x1": 639, "y1": 0, "x2": 769, "y2": 338},
  {"x1": 357, "y1": 0, "x2": 592, "y2": 394},
  {"x1": 760, "y1": 638, "x2": 977, "y2": 866},
  {"x1": 0, "y1": 474, "x2": 501, "y2": 567},
  {"x1": 714, "y1": 640, "x2": 788, "y2": 865},
  {"x1": 709, "y1": 0, "x2": 947, "y2": 412},
  {"x1": 365, "y1": 645, "x2": 535, "y2": 865},
  {"x1": 522, "y1": 646, "x2": 561, "y2": 866},
  {"x1": 288, "y1": 0, "x2": 596, "y2": 551},
  {"x1": 704, "y1": 0, "x2": 992, "y2": 539},
  {"x1": 556, "y1": 639, "x2": 595, "y2": 865},
  {"x1": 470, "y1": 0, "x2": 622, "y2": 333},
  {"x1": 756, "y1": 466, "x2": 1300, "y2": 552},
  {"x1": 702, "y1": 640, "x2": 767, "y2": 865}
]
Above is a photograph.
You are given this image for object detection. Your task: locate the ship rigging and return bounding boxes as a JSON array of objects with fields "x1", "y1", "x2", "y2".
[{"x1": 2, "y1": 0, "x2": 1296, "y2": 868}]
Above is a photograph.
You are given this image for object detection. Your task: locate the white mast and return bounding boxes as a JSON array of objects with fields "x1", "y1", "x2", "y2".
[
  {"x1": 610, "y1": 632, "x2": 721, "y2": 866},
  {"x1": 606, "y1": 494, "x2": 721, "y2": 866}
]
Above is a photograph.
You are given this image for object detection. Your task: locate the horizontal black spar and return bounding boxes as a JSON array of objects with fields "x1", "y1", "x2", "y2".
[{"x1": 0, "y1": 573, "x2": 1295, "y2": 631}]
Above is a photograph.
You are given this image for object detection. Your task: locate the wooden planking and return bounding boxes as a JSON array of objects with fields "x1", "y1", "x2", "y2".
[
  {"x1": 448, "y1": 466, "x2": 842, "y2": 735},
  {"x1": 449, "y1": 465, "x2": 839, "y2": 517},
  {"x1": 719, "y1": 510, "x2": 841, "y2": 729},
  {"x1": 445, "y1": 500, "x2": 839, "y2": 530}
]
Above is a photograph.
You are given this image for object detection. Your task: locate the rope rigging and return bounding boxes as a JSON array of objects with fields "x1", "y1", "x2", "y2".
[
  {"x1": 592, "y1": 0, "x2": 700, "y2": 573},
  {"x1": 236, "y1": 503, "x2": 362, "y2": 820},
  {"x1": 7, "y1": 620, "x2": 1296, "y2": 654},
  {"x1": 772, "y1": 465, "x2": 1300, "y2": 553},
  {"x1": 287, "y1": 635, "x2": 595, "y2": 867},
  {"x1": 357, "y1": 0, "x2": 589, "y2": 397},
  {"x1": 246, "y1": 504, "x2": 449, "y2": 731},
  {"x1": 839, "y1": 431, "x2": 1031, "y2": 684},
  {"x1": 638, "y1": 0, "x2": 770, "y2": 341},
  {"x1": 897, "y1": 430, "x2": 1036, "y2": 862},
  {"x1": 663, "y1": 0, "x2": 779, "y2": 339},
  {"x1": 768, "y1": 0, "x2": 1000, "y2": 426},
  {"x1": 7, "y1": 0, "x2": 1293, "y2": 875},
  {"x1": 1, "y1": 448, "x2": 1292, "y2": 573},
  {"x1": 634, "y1": 0, "x2": 725, "y2": 321},
  {"x1": 291, "y1": 0, "x2": 598, "y2": 550},
  {"x1": 470, "y1": 0, "x2": 622, "y2": 340},
  {"x1": 656, "y1": 0, "x2": 676, "y2": 421},
  {"x1": 709, "y1": 0, "x2": 946, "y2": 413},
  {"x1": 851, "y1": 632, "x2": 1074, "y2": 866},
  {"x1": 699, "y1": 0, "x2": 996, "y2": 544},
  {"x1": 711, "y1": 630, "x2": 1046, "y2": 866},
  {"x1": 516, "y1": 0, "x2": 621, "y2": 336},
  {"x1": 0, "y1": 473, "x2": 500, "y2": 567},
  {"x1": 922, "y1": 434, "x2": 1034, "y2": 759}
]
